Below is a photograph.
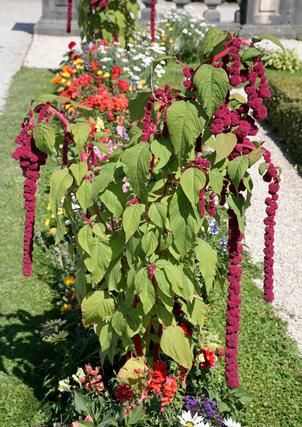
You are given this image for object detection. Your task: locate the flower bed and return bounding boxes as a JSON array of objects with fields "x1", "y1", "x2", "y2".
[{"x1": 12, "y1": 27, "x2": 284, "y2": 426}]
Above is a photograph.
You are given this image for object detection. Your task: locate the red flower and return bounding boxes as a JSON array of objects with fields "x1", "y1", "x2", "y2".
[
  {"x1": 179, "y1": 322, "x2": 193, "y2": 338},
  {"x1": 115, "y1": 383, "x2": 135, "y2": 403},
  {"x1": 199, "y1": 348, "x2": 217, "y2": 369},
  {"x1": 118, "y1": 79, "x2": 129, "y2": 93},
  {"x1": 161, "y1": 376, "x2": 178, "y2": 407},
  {"x1": 68, "y1": 41, "x2": 76, "y2": 50},
  {"x1": 112, "y1": 65, "x2": 122, "y2": 80}
]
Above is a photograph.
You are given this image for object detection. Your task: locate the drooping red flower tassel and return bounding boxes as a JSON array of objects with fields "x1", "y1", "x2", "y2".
[
  {"x1": 151, "y1": 0, "x2": 156, "y2": 42},
  {"x1": 66, "y1": 0, "x2": 73, "y2": 33},
  {"x1": 208, "y1": 192, "x2": 216, "y2": 217},
  {"x1": 12, "y1": 112, "x2": 47, "y2": 276},
  {"x1": 262, "y1": 149, "x2": 280, "y2": 302},
  {"x1": 225, "y1": 208, "x2": 243, "y2": 388}
]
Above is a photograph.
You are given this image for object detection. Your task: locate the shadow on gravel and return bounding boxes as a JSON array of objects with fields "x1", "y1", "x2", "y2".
[{"x1": 12, "y1": 22, "x2": 35, "y2": 34}]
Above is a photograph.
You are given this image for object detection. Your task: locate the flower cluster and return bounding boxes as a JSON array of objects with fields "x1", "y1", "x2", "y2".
[
  {"x1": 262, "y1": 149, "x2": 280, "y2": 302},
  {"x1": 147, "y1": 361, "x2": 178, "y2": 410},
  {"x1": 12, "y1": 111, "x2": 47, "y2": 276}
]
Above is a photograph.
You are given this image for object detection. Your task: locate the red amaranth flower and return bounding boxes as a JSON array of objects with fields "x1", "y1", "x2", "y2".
[
  {"x1": 225, "y1": 208, "x2": 243, "y2": 388},
  {"x1": 115, "y1": 383, "x2": 135, "y2": 403},
  {"x1": 179, "y1": 322, "x2": 193, "y2": 338},
  {"x1": 66, "y1": 0, "x2": 73, "y2": 33},
  {"x1": 12, "y1": 112, "x2": 47, "y2": 276},
  {"x1": 151, "y1": 0, "x2": 156, "y2": 42}
]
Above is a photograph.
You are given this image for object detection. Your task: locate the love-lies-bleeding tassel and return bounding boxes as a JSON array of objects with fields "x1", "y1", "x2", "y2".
[
  {"x1": 225, "y1": 208, "x2": 244, "y2": 388},
  {"x1": 151, "y1": 0, "x2": 156, "y2": 42},
  {"x1": 66, "y1": 0, "x2": 73, "y2": 33}
]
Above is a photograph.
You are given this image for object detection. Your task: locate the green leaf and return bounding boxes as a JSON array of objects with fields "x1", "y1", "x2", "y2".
[
  {"x1": 160, "y1": 326, "x2": 193, "y2": 369},
  {"x1": 141, "y1": 228, "x2": 158, "y2": 257},
  {"x1": 91, "y1": 163, "x2": 116, "y2": 198},
  {"x1": 74, "y1": 390, "x2": 88, "y2": 413},
  {"x1": 180, "y1": 168, "x2": 206, "y2": 206},
  {"x1": 248, "y1": 148, "x2": 264, "y2": 167},
  {"x1": 33, "y1": 122, "x2": 56, "y2": 155},
  {"x1": 166, "y1": 100, "x2": 205, "y2": 164},
  {"x1": 151, "y1": 139, "x2": 172, "y2": 170},
  {"x1": 227, "y1": 156, "x2": 249, "y2": 190},
  {"x1": 49, "y1": 168, "x2": 73, "y2": 213},
  {"x1": 81, "y1": 291, "x2": 115, "y2": 326},
  {"x1": 227, "y1": 194, "x2": 245, "y2": 232},
  {"x1": 214, "y1": 133, "x2": 237, "y2": 164},
  {"x1": 182, "y1": 297, "x2": 206, "y2": 326},
  {"x1": 68, "y1": 120, "x2": 91, "y2": 153},
  {"x1": 200, "y1": 28, "x2": 228, "y2": 57},
  {"x1": 121, "y1": 143, "x2": 152, "y2": 201},
  {"x1": 154, "y1": 268, "x2": 171, "y2": 297},
  {"x1": 123, "y1": 204, "x2": 144, "y2": 242},
  {"x1": 193, "y1": 65, "x2": 229, "y2": 117},
  {"x1": 253, "y1": 34, "x2": 285, "y2": 52},
  {"x1": 195, "y1": 240, "x2": 217, "y2": 294},
  {"x1": 125, "y1": 404, "x2": 144, "y2": 425},
  {"x1": 76, "y1": 179, "x2": 93, "y2": 211},
  {"x1": 78, "y1": 225, "x2": 94, "y2": 255},
  {"x1": 135, "y1": 268, "x2": 155, "y2": 314},
  {"x1": 84, "y1": 238, "x2": 112, "y2": 283},
  {"x1": 209, "y1": 169, "x2": 223, "y2": 194},
  {"x1": 169, "y1": 189, "x2": 198, "y2": 257},
  {"x1": 241, "y1": 47, "x2": 262, "y2": 62},
  {"x1": 259, "y1": 162, "x2": 269, "y2": 175},
  {"x1": 128, "y1": 91, "x2": 152, "y2": 121},
  {"x1": 148, "y1": 202, "x2": 167, "y2": 229},
  {"x1": 100, "y1": 189, "x2": 124, "y2": 218},
  {"x1": 70, "y1": 162, "x2": 88, "y2": 185}
]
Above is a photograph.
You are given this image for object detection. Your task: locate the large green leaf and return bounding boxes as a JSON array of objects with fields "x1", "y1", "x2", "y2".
[
  {"x1": 91, "y1": 163, "x2": 116, "y2": 198},
  {"x1": 128, "y1": 91, "x2": 152, "y2": 121},
  {"x1": 193, "y1": 65, "x2": 229, "y2": 117},
  {"x1": 166, "y1": 101, "x2": 205, "y2": 164},
  {"x1": 84, "y1": 237, "x2": 112, "y2": 283},
  {"x1": 151, "y1": 139, "x2": 172, "y2": 170},
  {"x1": 122, "y1": 204, "x2": 144, "y2": 242},
  {"x1": 100, "y1": 189, "x2": 124, "y2": 218},
  {"x1": 200, "y1": 28, "x2": 228, "y2": 57},
  {"x1": 134, "y1": 268, "x2": 155, "y2": 314},
  {"x1": 76, "y1": 179, "x2": 93, "y2": 211},
  {"x1": 77, "y1": 224, "x2": 94, "y2": 255},
  {"x1": 214, "y1": 133, "x2": 237, "y2": 164},
  {"x1": 195, "y1": 240, "x2": 217, "y2": 294},
  {"x1": 227, "y1": 156, "x2": 249, "y2": 190},
  {"x1": 169, "y1": 188, "x2": 198, "y2": 257},
  {"x1": 180, "y1": 168, "x2": 206, "y2": 206},
  {"x1": 148, "y1": 202, "x2": 167, "y2": 229},
  {"x1": 81, "y1": 291, "x2": 115, "y2": 326},
  {"x1": 70, "y1": 162, "x2": 88, "y2": 185},
  {"x1": 227, "y1": 194, "x2": 245, "y2": 232},
  {"x1": 49, "y1": 168, "x2": 73, "y2": 213},
  {"x1": 121, "y1": 143, "x2": 152, "y2": 201},
  {"x1": 208, "y1": 169, "x2": 223, "y2": 194},
  {"x1": 182, "y1": 297, "x2": 206, "y2": 326},
  {"x1": 141, "y1": 228, "x2": 158, "y2": 257},
  {"x1": 68, "y1": 120, "x2": 91, "y2": 153},
  {"x1": 160, "y1": 326, "x2": 193, "y2": 369},
  {"x1": 33, "y1": 122, "x2": 56, "y2": 155}
]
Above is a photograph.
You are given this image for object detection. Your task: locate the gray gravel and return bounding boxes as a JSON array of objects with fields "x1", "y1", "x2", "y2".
[{"x1": 245, "y1": 125, "x2": 302, "y2": 353}]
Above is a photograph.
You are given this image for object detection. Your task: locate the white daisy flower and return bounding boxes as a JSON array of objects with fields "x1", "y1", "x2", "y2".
[
  {"x1": 224, "y1": 416, "x2": 242, "y2": 427},
  {"x1": 178, "y1": 410, "x2": 209, "y2": 427}
]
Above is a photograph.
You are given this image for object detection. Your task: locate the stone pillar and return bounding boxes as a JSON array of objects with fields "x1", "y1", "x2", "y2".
[
  {"x1": 174, "y1": 0, "x2": 190, "y2": 7},
  {"x1": 203, "y1": 0, "x2": 221, "y2": 23},
  {"x1": 35, "y1": 0, "x2": 80, "y2": 36}
]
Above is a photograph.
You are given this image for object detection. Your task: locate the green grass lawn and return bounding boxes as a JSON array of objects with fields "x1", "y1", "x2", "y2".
[
  {"x1": 0, "y1": 68, "x2": 55, "y2": 427},
  {"x1": 0, "y1": 67, "x2": 301, "y2": 427}
]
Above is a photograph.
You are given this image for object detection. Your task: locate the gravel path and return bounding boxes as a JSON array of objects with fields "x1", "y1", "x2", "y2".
[{"x1": 245, "y1": 125, "x2": 302, "y2": 353}]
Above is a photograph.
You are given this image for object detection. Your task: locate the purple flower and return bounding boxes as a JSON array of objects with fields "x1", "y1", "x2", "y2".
[
  {"x1": 184, "y1": 395, "x2": 199, "y2": 412},
  {"x1": 220, "y1": 237, "x2": 228, "y2": 252},
  {"x1": 208, "y1": 218, "x2": 219, "y2": 235}
]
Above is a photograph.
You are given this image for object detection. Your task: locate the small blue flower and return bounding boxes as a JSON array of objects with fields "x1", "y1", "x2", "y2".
[
  {"x1": 220, "y1": 237, "x2": 228, "y2": 252},
  {"x1": 208, "y1": 218, "x2": 219, "y2": 235}
]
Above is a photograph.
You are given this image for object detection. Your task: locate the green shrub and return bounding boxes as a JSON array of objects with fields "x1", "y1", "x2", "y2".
[
  {"x1": 266, "y1": 77, "x2": 302, "y2": 167},
  {"x1": 262, "y1": 49, "x2": 302, "y2": 73}
]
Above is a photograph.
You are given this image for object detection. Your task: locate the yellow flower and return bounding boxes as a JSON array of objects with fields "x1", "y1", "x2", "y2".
[
  {"x1": 140, "y1": 79, "x2": 146, "y2": 85},
  {"x1": 103, "y1": 72, "x2": 110, "y2": 79},
  {"x1": 95, "y1": 117, "x2": 105, "y2": 131},
  {"x1": 57, "y1": 208, "x2": 64, "y2": 216},
  {"x1": 168, "y1": 38, "x2": 174, "y2": 44},
  {"x1": 97, "y1": 70, "x2": 103, "y2": 75},
  {"x1": 61, "y1": 71, "x2": 71, "y2": 79},
  {"x1": 49, "y1": 227, "x2": 57, "y2": 236},
  {"x1": 137, "y1": 84, "x2": 142, "y2": 90},
  {"x1": 76, "y1": 65, "x2": 84, "y2": 71},
  {"x1": 165, "y1": 22, "x2": 170, "y2": 27},
  {"x1": 45, "y1": 218, "x2": 50, "y2": 227},
  {"x1": 129, "y1": 84, "x2": 133, "y2": 92},
  {"x1": 60, "y1": 303, "x2": 72, "y2": 313},
  {"x1": 64, "y1": 276, "x2": 76, "y2": 286},
  {"x1": 61, "y1": 78, "x2": 66, "y2": 84},
  {"x1": 73, "y1": 58, "x2": 84, "y2": 65},
  {"x1": 160, "y1": 42, "x2": 166, "y2": 46}
]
